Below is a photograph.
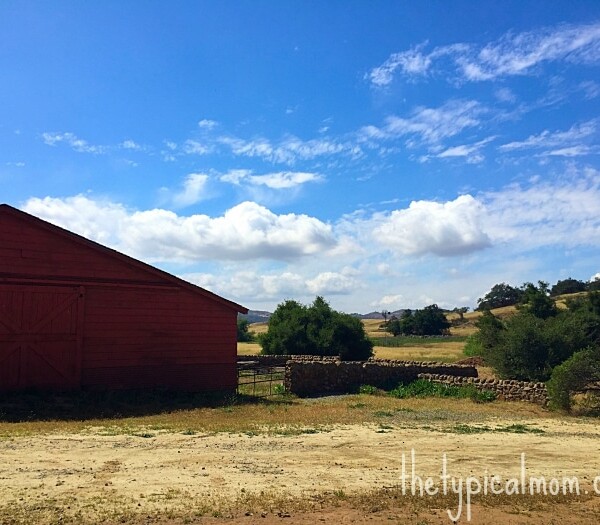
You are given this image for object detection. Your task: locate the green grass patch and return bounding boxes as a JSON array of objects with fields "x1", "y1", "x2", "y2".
[
  {"x1": 370, "y1": 335, "x2": 468, "y2": 348},
  {"x1": 389, "y1": 379, "x2": 496, "y2": 403},
  {"x1": 451, "y1": 423, "x2": 545, "y2": 434}
]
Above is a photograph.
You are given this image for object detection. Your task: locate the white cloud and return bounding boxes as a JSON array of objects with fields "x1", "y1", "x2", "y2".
[
  {"x1": 542, "y1": 146, "x2": 596, "y2": 157},
  {"x1": 495, "y1": 87, "x2": 517, "y2": 103},
  {"x1": 41, "y1": 132, "x2": 106, "y2": 154},
  {"x1": 460, "y1": 23, "x2": 600, "y2": 81},
  {"x1": 120, "y1": 139, "x2": 142, "y2": 150},
  {"x1": 220, "y1": 169, "x2": 322, "y2": 189},
  {"x1": 172, "y1": 173, "x2": 210, "y2": 207},
  {"x1": 371, "y1": 294, "x2": 405, "y2": 308},
  {"x1": 306, "y1": 272, "x2": 360, "y2": 295},
  {"x1": 218, "y1": 134, "x2": 350, "y2": 164},
  {"x1": 436, "y1": 137, "x2": 495, "y2": 164},
  {"x1": 362, "y1": 100, "x2": 484, "y2": 148},
  {"x1": 499, "y1": 120, "x2": 597, "y2": 152},
  {"x1": 591, "y1": 273, "x2": 600, "y2": 283},
  {"x1": 482, "y1": 167, "x2": 600, "y2": 249},
  {"x1": 198, "y1": 119, "x2": 218, "y2": 130},
  {"x1": 22, "y1": 196, "x2": 337, "y2": 263},
  {"x1": 367, "y1": 22, "x2": 600, "y2": 86},
  {"x1": 182, "y1": 139, "x2": 212, "y2": 155},
  {"x1": 22, "y1": 195, "x2": 126, "y2": 246},
  {"x1": 579, "y1": 80, "x2": 600, "y2": 99},
  {"x1": 374, "y1": 195, "x2": 491, "y2": 257}
]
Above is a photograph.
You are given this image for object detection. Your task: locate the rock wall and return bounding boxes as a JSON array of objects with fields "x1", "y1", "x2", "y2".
[
  {"x1": 237, "y1": 355, "x2": 339, "y2": 367},
  {"x1": 285, "y1": 359, "x2": 477, "y2": 397},
  {"x1": 418, "y1": 373, "x2": 548, "y2": 406}
]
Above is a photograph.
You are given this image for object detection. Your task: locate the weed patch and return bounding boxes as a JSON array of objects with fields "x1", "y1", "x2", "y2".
[{"x1": 389, "y1": 379, "x2": 496, "y2": 403}]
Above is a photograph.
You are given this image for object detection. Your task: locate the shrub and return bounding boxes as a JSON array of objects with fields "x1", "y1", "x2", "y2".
[
  {"x1": 547, "y1": 346, "x2": 600, "y2": 412},
  {"x1": 463, "y1": 333, "x2": 484, "y2": 357},
  {"x1": 389, "y1": 379, "x2": 495, "y2": 403},
  {"x1": 258, "y1": 296, "x2": 373, "y2": 360},
  {"x1": 359, "y1": 384, "x2": 379, "y2": 395},
  {"x1": 237, "y1": 318, "x2": 254, "y2": 342}
]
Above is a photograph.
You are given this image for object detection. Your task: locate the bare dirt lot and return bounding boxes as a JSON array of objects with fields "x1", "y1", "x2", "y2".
[{"x1": 2, "y1": 397, "x2": 600, "y2": 524}]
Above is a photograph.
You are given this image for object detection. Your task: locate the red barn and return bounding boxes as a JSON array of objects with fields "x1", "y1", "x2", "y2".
[{"x1": 0, "y1": 204, "x2": 247, "y2": 392}]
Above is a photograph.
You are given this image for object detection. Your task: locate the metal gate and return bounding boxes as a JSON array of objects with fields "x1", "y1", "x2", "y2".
[{"x1": 237, "y1": 361, "x2": 284, "y2": 397}]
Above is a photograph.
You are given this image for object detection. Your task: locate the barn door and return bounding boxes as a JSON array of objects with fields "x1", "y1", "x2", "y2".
[{"x1": 0, "y1": 285, "x2": 84, "y2": 390}]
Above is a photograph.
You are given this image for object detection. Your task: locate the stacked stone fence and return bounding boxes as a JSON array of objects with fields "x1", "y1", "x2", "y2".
[
  {"x1": 237, "y1": 355, "x2": 339, "y2": 368},
  {"x1": 418, "y1": 373, "x2": 548, "y2": 406},
  {"x1": 285, "y1": 359, "x2": 477, "y2": 397}
]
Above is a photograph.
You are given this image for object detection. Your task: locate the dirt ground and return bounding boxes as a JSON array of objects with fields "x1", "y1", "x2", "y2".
[{"x1": 2, "y1": 416, "x2": 600, "y2": 524}]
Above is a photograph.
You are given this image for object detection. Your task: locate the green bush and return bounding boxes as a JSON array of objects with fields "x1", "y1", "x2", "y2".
[
  {"x1": 480, "y1": 293, "x2": 600, "y2": 382},
  {"x1": 547, "y1": 346, "x2": 600, "y2": 412},
  {"x1": 258, "y1": 296, "x2": 373, "y2": 361},
  {"x1": 389, "y1": 379, "x2": 495, "y2": 403},
  {"x1": 237, "y1": 318, "x2": 254, "y2": 342},
  {"x1": 463, "y1": 334, "x2": 484, "y2": 357}
]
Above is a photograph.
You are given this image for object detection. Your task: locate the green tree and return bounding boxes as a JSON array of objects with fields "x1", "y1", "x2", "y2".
[
  {"x1": 476, "y1": 283, "x2": 523, "y2": 311},
  {"x1": 518, "y1": 281, "x2": 557, "y2": 319},
  {"x1": 550, "y1": 277, "x2": 587, "y2": 297},
  {"x1": 258, "y1": 296, "x2": 373, "y2": 360},
  {"x1": 412, "y1": 304, "x2": 450, "y2": 335},
  {"x1": 481, "y1": 296, "x2": 600, "y2": 382},
  {"x1": 475, "y1": 310, "x2": 504, "y2": 352},
  {"x1": 386, "y1": 318, "x2": 402, "y2": 336},
  {"x1": 453, "y1": 306, "x2": 469, "y2": 322},
  {"x1": 237, "y1": 318, "x2": 254, "y2": 342},
  {"x1": 547, "y1": 346, "x2": 600, "y2": 412},
  {"x1": 385, "y1": 306, "x2": 449, "y2": 336}
]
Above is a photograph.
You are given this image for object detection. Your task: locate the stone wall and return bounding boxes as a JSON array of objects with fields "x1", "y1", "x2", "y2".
[
  {"x1": 418, "y1": 373, "x2": 548, "y2": 406},
  {"x1": 285, "y1": 359, "x2": 477, "y2": 397},
  {"x1": 237, "y1": 355, "x2": 339, "y2": 367}
]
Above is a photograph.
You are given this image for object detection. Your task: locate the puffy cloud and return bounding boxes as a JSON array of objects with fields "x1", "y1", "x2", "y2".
[
  {"x1": 22, "y1": 195, "x2": 126, "y2": 245},
  {"x1": 22, "y1": 196, "x2": 337, "y2": 263},
  {"x1": 306, "y1": 272, "x2": 360, "y2": 295},
  {"x1": 374, "y1": 195, "x2": 491, "y2": 256}
]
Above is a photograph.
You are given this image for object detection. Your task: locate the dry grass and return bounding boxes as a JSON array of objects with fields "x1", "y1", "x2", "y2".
[
  {"x1": 249, "y1": 321, "x2": 269, "y2": 335},
  {"x1": 373, "y1": 341, "x2": 466, "y2": 361},
  {"x1": 0, "y1": 393, "x2": 550, "y2": 438},
  {"x1": 237, "y1": 342, "x2": 262, "y2": 355}
]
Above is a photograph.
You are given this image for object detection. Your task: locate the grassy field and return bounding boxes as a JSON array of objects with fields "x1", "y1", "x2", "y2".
[{"x1": 241, "y1": 318, "x2": 472, "y2": 362}]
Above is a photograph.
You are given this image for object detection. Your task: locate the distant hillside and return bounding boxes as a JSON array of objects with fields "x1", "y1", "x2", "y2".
[
  {"x1": 239, "y1": 310, "x2": 272, "y2": 324},
  {"x1": 351, "y1": 309, "x2": 406, "y2": 320},
  {"x1": 242, "y1": 308, "x2": 410, "y2": 323}
]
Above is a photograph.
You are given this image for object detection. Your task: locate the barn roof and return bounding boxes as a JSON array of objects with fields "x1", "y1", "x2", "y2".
[{"x1": 0, "y1": 203, "x2": 248, "y2": 314}]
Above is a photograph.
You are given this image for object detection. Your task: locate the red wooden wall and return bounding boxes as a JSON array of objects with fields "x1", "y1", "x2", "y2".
[{"x1": 0, "y1": 205, "x2": 245, "y2": 391}]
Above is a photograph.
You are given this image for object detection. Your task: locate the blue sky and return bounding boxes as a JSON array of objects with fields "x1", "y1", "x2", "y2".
[{"x1": 2, "y1": 1, "x2": 600, "y2": 313}]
